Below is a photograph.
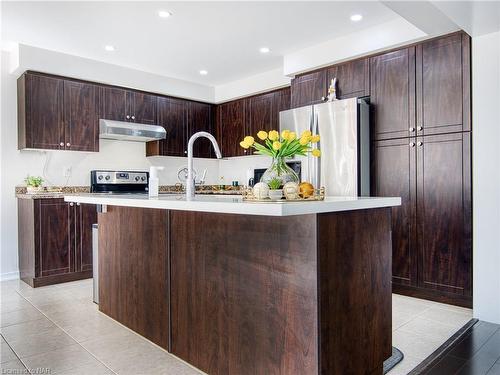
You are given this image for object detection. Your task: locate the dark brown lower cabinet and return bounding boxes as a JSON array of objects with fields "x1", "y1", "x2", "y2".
[
  {"x1": 371, "y1": 138, "x2": 417, "y2": 287},
  {"x1": 75, "y1": 203, "x2": 97, "y2": 272},
  {"x1": 18, "y1": 198, "x2": 96, "y2": 287},
  {"x1": 416, "y1": 132, "x2": 472, "y2": 299},
  {"x1": 372, "y1": 132, "x2": 472, "y2": 307}
]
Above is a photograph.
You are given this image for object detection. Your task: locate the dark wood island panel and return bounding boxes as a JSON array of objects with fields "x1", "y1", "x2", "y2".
[
  {"x1": 97, "y1": 206, "x2": 393, "y2": 374},
  {"x1": 318, "y1": 209, "x2": 392, "y2": 374},
  {"x1": 170, "y1": 208, "x2": 392, "y2": 374},
  {"x1": 170, "y1": 212, "x2": 319, "y2": 374},
  {"x1": 98, "y1": 206, "x2": 170, "y2": 350}
]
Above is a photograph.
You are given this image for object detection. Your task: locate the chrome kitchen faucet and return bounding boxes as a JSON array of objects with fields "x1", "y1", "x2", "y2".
[{"x1": 186, "y1": 132, "x2": 222, "y2": 199}]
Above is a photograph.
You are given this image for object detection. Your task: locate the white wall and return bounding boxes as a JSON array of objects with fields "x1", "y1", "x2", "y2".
[
  {"x1": 283, "y1": 18, "x2": 426, "y2": 76},
  {"x1": 472, "y1": 31, "x2": 500, "y2": 324},
  {"x1": 214, "y1": 68, "x2": 291, "y2": 103},
  {"x1": 0, "y1": 50, "x2": 221, "y2": 280}
]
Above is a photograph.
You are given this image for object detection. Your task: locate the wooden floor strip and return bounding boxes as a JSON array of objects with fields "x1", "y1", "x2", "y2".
[
  {"x1": 410, "y1": 319, "x2": 500, "y2": 375},
  {"x1": 409, "y1": 318, "x2": 479, "y2": 374}
]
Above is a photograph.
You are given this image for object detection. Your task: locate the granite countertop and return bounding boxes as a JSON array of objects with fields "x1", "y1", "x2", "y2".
[
  {"x1": 15, "y1": 185, "x2": 243, "y2": 199},
  {"x1": 15, "y1": 186, "x2": 90, "y2": 199}
]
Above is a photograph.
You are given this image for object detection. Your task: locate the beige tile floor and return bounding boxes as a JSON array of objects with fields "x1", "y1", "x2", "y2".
[{"x1": 0, "y1": 279, "x2": 472, "y2": 375}]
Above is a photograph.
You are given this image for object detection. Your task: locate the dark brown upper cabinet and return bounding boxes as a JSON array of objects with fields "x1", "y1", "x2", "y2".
[
  {"x1": 272, "y1": 87, "x2": 291, "y2": 128},
  {"x1": 100, "y1": 86, "x2": 157, "y2": 124},
  {"x1": 99, "y1": 86, "x2": 128, "y2": 122},
  {"x1": 246, "y1": 92, "x2": 275, "y2": 155},
  {"x1": 18, "y1": 72, "x2": 64, "y2": 150},
  {"x1": 326, "y1": 58, "x2": 369, "y2": 99},
  {"x1": 146, "y1": 99, "x2": 215, "y2": 158},
  {"x1": 371, "y1": 138, "x2": 417, "y2": 288},
  {"x1": 370, "y1": 48, "x2": 416, "y2": 140},
  {"x1": 416, "y1": 132, "x2": 471, "y2": 298},
  {"x1": 290, "y1": 70, "x2": 326, "y2": 108},
  {"x1": 64, "y1": 80, "x2": 99, "y2": 151},
  {"x1": 18, "y1": 72, "x2": 99, "y2": 152},
  {"x1": 217, "y1": 99, "x2": 247, "y2": 157},
  {"x1": 156, "y1": 97, "x2": 188, "y2": 157},
  {"x1": 213, "y1": 88, "x2": 290, "y2": 158},
  {"x1": 187, "y1": 101, "x2": 214, "y2": 158},
  {"x1": 417, "y1": 33, "x2": 471, "y2": 136},
  {"x1": 127, "y1": 91, "x2": 157, "y2": 125}
]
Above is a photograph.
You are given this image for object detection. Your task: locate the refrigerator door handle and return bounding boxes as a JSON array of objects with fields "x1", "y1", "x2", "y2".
[
  {"x1": 312, "y1": 110, "x2": 318, "y2": 134},
  {"x1": 310, "y1": 111, "x2": 320, "y2": 188}
]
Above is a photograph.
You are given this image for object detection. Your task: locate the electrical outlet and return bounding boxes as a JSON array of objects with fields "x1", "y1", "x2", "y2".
[{"x1": 63, "y1": 166, "x2": 72, "y2": 178}]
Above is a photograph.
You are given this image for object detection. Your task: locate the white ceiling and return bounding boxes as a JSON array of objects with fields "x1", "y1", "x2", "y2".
[{"x1": 1, "y1": 1, "x2": 399, "y2": 86}]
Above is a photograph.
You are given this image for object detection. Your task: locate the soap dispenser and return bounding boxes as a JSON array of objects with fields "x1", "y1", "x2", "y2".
[{"x1": 149, "y1": 166, "x2": 164, "y2": 198}]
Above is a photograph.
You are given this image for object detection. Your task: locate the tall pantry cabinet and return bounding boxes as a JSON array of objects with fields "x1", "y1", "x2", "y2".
[{"x1": 370, "y1": 32, "x2": 472, "y2": 307}]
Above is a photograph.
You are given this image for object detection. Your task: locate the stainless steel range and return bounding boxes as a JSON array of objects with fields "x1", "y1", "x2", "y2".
[
  {"x1": 90, "y1": 170, "x2": 149, "y2": 194},
  {"x1": 90, "y1": 170, "x2": 149, "y2": 304}
]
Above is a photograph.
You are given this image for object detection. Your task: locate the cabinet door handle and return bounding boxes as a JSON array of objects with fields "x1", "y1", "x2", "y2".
[
  {"x1": 418, "y1": 126, "x2": 423, "y2": 131},
  {"x1": 184, "y1": 150, "x2": 187, "y2": 154},
  {"x1": 69, "y1": 202, "x2": 74, "y2": 207},
  {"x1": 66, "y1": 143, "x2": 71, "y2": 147},
  {"x1": 60, "y1": 142, "x2": 64, "y2": 147},
  {"x1": 409, "y1": 142, "x2": 415, "y2": 147},
  {"x1": 126, "y1": 115, "x2": 130, "y2": 119},
  {"x1": 417, "y1": 141, "x2": 423, "y2": 146},
  {"x1": 409, "y1": 127, "x2": 415, "y2": 132},
  {"x1": 76, "y1": 202, "x2": 80, "y2": 206},
  {"x1": 131, "y1": 115, "x2": 135, "y2": 120}
]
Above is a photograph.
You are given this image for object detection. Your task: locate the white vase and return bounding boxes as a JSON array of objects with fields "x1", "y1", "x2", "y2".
[
  {"x1": 260, "y1": 157, "x2": 299, "y2": 186},
  {"x1": 268, "y1": 189, "x2": 283, "y2": 201}
]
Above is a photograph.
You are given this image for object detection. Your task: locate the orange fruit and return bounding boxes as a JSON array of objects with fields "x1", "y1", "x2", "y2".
[{"x1": 299, "y1": 182, "x2": 314, "y2": 198}]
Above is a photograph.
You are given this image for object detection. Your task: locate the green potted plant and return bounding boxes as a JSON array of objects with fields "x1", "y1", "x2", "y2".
[
  {"x1": 267, "y1": 177, "x2": 283, "y2": 201},
  {"x1": 24, "y1": 175, "x2": 44, "y2": 194}
]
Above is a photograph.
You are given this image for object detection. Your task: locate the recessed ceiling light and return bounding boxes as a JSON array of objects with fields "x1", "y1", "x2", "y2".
[
  {"x1": 104, "y1": 45, "x2": 115, "y2": 52},
  {"x1": 158, "y1": 10, "x2": 172, "y2": 18},
  {"x1": 350, "y1": 14, "x2": 363, "y2": 22},
  {"x1": 199, "y1": 70, "x2": 208, "y2": 76},
  {"x1": 259, "y1": 47, "x2": 270, "y2": 54}
]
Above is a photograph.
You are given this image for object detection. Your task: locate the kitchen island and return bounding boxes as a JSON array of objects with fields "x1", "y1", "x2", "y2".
[{"x1": 65, "y1": 194, "x2": 401, "y2": 375}]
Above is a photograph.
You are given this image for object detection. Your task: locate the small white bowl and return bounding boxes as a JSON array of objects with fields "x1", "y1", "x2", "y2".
[{"x1": 268, "y1": 189, "x2": 283, "y2": 201}]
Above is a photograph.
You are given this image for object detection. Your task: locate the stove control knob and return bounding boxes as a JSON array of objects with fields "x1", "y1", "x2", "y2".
[
  {"x1": 105, "y1": 175, "x2": 110, "y2": 181},
  {"x1": 135, "y1": 176, "x2": 140, "y2": 182},
  {"x1": 141, "y1": 176, "x2": 146, "y2": 181},
  {"x1": 98, "y1": 175, "x2": 103, "y2": 180}
]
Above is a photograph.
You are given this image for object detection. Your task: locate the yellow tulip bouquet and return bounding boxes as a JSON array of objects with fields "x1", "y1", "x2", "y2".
[{"x1": 239, "y1": 129, "x2": 321, "y2": 158}]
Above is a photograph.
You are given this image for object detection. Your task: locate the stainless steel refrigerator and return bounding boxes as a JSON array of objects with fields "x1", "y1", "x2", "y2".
[{"x1": 279, "y1": 97, "x2": 370, "y2": 196}]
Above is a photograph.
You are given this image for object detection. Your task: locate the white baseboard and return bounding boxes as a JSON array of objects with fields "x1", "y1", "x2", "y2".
[{"x1": 0, "y1": 271, "x2": 20, "y2": 282}]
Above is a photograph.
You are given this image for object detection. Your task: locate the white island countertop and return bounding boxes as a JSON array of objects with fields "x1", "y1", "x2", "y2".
[{"x1": 65, "y1": 193, "x2": 401, "y2": 217}]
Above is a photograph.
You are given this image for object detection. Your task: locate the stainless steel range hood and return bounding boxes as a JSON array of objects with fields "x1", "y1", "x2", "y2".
[{"x1": 99, "y1": 119, "x2": 166, "y2": 142}]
